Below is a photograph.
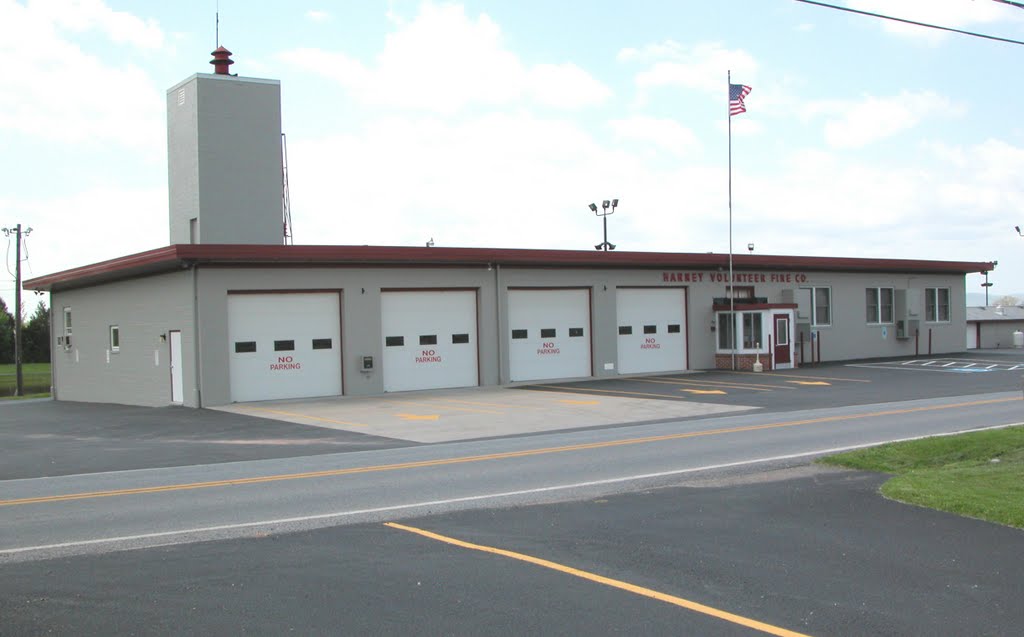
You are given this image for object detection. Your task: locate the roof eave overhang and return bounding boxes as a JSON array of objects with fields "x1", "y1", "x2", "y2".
[{"x1": 24, "y1": 244, "x2": 997, "y2": 292}]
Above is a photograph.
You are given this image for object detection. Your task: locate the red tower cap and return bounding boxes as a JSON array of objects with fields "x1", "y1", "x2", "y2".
[{"x1": 210, "y1": 46, "x2": 234, "y2": 75}]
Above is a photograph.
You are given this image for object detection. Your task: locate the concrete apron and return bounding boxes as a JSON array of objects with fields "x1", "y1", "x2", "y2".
[{"x1": 211, "y1": 387, "x2": 756, "y2": 443}]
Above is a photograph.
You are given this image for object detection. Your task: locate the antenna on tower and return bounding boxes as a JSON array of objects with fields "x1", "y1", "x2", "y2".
[{"x1": 215, "y1": 0, "x2": 220, "y2": 48}]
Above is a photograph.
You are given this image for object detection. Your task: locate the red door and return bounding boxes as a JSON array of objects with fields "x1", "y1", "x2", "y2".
[{"x1": 773, "y1": 314, "x2": 791, "y2": 367}]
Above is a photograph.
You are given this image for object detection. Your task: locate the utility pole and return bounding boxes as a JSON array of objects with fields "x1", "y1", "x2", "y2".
[{"x1": 3, "y1": 224, "x2": 32, "y2": 397}]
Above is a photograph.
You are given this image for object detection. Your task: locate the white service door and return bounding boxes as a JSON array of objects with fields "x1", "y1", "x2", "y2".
[
  {"x1": 228, "y1": 293, "x2": 342, "y2": 402},
  {"x1": 966, "y1": 324, "x2": 978, "y2": 349},
  {"x1": 381, "y1": 290, "x2": 479, "y2": 392},
  {"x1": 616, "y1": 288, "x2": 687, "y2": 374},
  {"x1": 508, "y1": 289, "x2": 591, "y2": 382}
]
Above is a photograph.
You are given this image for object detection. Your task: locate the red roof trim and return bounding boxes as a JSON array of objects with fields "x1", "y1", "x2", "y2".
[{"x1": 24, "y1": 244, "x2": 996, "y2": 291}]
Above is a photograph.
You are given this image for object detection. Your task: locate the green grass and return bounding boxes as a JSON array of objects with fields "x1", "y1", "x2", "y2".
[
  {"x1": 820, "y1": 426, "x2": 1024, "y2": 529},
  {"x1": 0, "y1": 363, "x2": 51, "y2": 398}
]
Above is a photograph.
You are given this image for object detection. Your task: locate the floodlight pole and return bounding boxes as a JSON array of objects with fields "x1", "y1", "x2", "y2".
[{"x1": 590, "y1": 199, "x2": 619, "y2": 251}]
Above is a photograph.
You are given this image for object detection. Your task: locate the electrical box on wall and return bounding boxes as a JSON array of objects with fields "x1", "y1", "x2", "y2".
[
  {"x1": 896, "y1": 319, "x2": 919, "y2": 340},
  {"x1": 361, "y1": 355, "x2": 374, "y2": 373}
]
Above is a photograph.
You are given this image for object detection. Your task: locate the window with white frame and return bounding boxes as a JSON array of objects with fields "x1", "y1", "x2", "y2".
[
  {"x1": 718, "y1": 312, "x2": 735, "y2": 349},
  {"x1": 801, "y1": 287, "x2": 831, "y2": 326},
  {"x1": 717, "y1": 311, "x2": 765, "y2": 351},
  {"x1": 62, "y1": 307, "x2": 72, "y2": 349},
  {"x1": 866, "y1": 287, "x2": 894, "y2": 324},
  {"x1": 926, "y1": 287, "x2": 950, "y2": 322},
  {"x1": 742, "y1": 312, "x2": 763, "y2": 349},
  {"x1": 109, "y1": 325, "x2": 120, "y2": 353}
]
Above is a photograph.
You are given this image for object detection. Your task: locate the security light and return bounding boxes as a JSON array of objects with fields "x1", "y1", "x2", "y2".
[
  {"x1": 602, "y1": 200, "x2": 610, "y2": 210},
  {"x1": 589, "y1": 203, "x2": 598, "y2": 212}
]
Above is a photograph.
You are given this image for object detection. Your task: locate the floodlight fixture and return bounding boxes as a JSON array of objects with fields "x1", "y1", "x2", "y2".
[{"x1": 590, "y1": 197, "x2": 619, "y2": 251}]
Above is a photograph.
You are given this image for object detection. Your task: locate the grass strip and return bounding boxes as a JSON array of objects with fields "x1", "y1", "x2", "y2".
[{"x1": 819, "y1": 426, "x2": 1024, "y2": 529}]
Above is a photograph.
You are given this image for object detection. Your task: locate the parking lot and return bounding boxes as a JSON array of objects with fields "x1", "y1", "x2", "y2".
[
  {"x1": 3, "y1": 351, "x2": 1023, "y2": 635},
  {"x1": 3, "y1": 350, "x2": 1023, "y2": 481}
]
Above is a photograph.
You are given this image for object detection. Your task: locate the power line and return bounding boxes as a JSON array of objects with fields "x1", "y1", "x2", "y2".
[
  {"x1": 991, "y1": 0, "x2": 1024, "y2": 11},
  {"x1": 793, "y1": 0, "x2": 1024, "y2": 46}
]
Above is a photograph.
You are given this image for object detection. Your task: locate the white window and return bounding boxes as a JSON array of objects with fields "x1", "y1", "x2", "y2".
[
  {"x1": 866, "y1": 287, "x2": 894, "y2": 324},
  {"x1": 62, "y1": 307, "x2": 72, "y2": 349},
  {"x1": 717, "y1": 311, "x2": 765, "y2": 351},
  {"x1": 801, "y1": 287, "x2": 831, "y2": 326},
  {"x1": 742, "y1": 312, "x2": 763, "y2": 349},
  {"x1": 109, "y1": 325, "x2": 120, "y2": 353},
  {"x1": 926, "y1": 288, "x2": 950, "y2": 322}
]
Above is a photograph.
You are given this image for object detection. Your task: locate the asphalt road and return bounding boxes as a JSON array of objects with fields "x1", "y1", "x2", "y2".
[{"x1": 2, "y1": 352, "x2": 1023, "y2": 635}]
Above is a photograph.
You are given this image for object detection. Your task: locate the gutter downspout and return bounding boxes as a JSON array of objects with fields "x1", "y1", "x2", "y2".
[{"x1": 191, "y1": 262, "x2": 202, "y2": 408}]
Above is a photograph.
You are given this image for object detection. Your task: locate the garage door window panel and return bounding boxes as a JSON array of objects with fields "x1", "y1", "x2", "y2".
[
  {"x1": 420, "y1": 335, "x2": 438, "y2": 345},
  {"x1": 235, "y1": 341, "x2": 257, "y2": 353},
  {"x1": 385, "y1": 336, "x2": 405, "y2": 347},
  {"x1": 452, "y1": 333, "x2": 470, "y2": 344},
  {"x1": 312, "y1": 338, "x2": 333, "y2": 350},
  {"x1": 274, "y1": 340, "x2": 295, "y2": 351}
]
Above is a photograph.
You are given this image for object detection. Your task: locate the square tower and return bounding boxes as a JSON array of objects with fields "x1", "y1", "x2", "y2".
[{"x1": 167, "y1": 49, "x2": 284, "y2": 245}]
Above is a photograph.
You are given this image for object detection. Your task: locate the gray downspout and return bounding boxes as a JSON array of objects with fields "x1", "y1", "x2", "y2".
[{"x1": 192, "y1": 264, "x2": 202, "y2": 408}]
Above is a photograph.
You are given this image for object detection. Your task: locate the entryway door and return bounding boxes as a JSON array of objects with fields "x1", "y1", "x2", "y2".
[{"x1": 773, "y1": 314, "x2": 792, "y2": 369}]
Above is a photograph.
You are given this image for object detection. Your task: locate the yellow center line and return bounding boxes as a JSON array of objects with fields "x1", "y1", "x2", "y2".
[
  {"x1": 235, "y1": 406, "x2": 368, "y2": 427},
  {"x1": 385, "y1": 522, "x2": 811, "y2": 637},
  {"x1": 1, "y1": 396, "x2": 1016, "y2": 508}
]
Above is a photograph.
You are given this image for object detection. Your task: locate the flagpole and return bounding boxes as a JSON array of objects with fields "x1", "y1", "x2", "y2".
[{"x1": 728, "y1": 70, "x2": 736, "y2": 371}]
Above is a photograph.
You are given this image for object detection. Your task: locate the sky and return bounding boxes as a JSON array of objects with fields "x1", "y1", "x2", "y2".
[{"x1": 2, "y1": 0, "x2": 1024, "y2": 315}]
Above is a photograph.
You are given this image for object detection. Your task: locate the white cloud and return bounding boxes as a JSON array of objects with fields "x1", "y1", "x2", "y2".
[
  {"x1": 609, "y1": 117, "x2": 700, "y2": 156},
  {"x1": 846, "y1": 0, "x2": 1022, "y2": 41},
  {"x1": 25, "y1": 0, "x2": 166, "y2": 50},
  {"x1": 804, "y1": 91, "x2": 962, "y2": 149},
  {"x1": 278, "y1": 2, "x2": 609, "y2": 114},
  {"x1": 623, "y1": 41, "x2": 758, "y2": 95},
  {"x1": 527, "y1": 63, "x2": 611, "y2": 109},
  {"x1": 9, "y1": 185, "x2": 166, "y2": 292},
  {"x1": 305, "y1": 9, "x2": 331, "y2": 23},
  {"x1": 0, "y1": 0, "x2": 165, "y2": 150}
]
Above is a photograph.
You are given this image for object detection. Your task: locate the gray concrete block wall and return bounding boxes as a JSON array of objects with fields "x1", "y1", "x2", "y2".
[
  {"x1": 51, "y1": 271, "x2": 195, "y2": 407},
  {"x1": 167, "y1": 74, "x2": 283, "y2": 245},
  {"x1": 47, "y1": 262, "x2": 975, "y2": 408}
]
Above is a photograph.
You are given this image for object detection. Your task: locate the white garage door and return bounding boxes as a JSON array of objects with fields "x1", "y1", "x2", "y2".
[
  {"x1": 508, "y1": 289, "x2": 591, "y2": 382},
  {"x1": 616, "y1": 288, "x2": 687, "y2": 374},
  {"x1": 228, "y1": 293, "x2": 342, "y2": 402},
  {"x1": 381, "y1": 290, "x2": 479, "y2": 392}
]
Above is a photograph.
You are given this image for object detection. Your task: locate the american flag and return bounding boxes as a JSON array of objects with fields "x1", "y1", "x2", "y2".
[{"x1": 729, "y1": 83, "x2": 752, "y2": 116}]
